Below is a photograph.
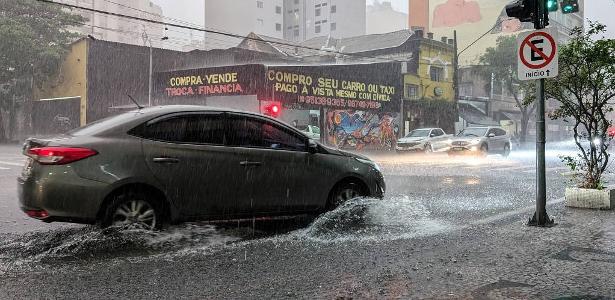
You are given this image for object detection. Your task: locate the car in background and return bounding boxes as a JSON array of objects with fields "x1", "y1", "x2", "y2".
[
  {"x1": 448, "y1": 126, "x2": 511, "y2": 157},
  {"x1": 18, "y1": 106, "x2": 385, "y2": 230},
  {"x1": 296, "y1": 124, "x2": 320, "y2": 140},
  {"x1": 396, "y1": 128, "x2": 451, "y2": 153}
]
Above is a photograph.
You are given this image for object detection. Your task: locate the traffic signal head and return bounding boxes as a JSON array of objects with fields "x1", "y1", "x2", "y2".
[
  {"x1": 546, "y1": 0, "x2": 558, "y2": 11},
  {"x1": 561, "y1": 0, "x2": 579, "y2": 13},
  {"x1": 505, "y1": 0, "x2": 535, "y2": 23}
]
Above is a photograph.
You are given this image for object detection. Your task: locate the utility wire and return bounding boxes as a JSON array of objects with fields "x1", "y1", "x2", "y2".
[{"x1": 37, "y1": 0, "x2": 415, "y2": 64}]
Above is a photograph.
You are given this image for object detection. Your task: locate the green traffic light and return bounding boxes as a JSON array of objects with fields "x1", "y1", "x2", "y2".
[
  {"x1": 546, "y1": 0, "x2": 558, "y2": 11},
  {"x1": 563, "y1": 5, "x2": 573, "y2": 12}
]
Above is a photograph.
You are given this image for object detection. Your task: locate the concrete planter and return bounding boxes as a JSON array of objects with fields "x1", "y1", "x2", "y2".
[{"x1": 565, "y1": 187, "x2": 615, "y2": 210}]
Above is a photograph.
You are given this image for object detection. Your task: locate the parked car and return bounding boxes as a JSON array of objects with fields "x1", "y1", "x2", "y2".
[
  {"x1": 296, "y1": 124, "x2": 320, "y2": 140},
  {"x1": 18, "y1": 106, "x2": 385, "y2": 230},
  {"x1": 448, "y1": 126, "x2": 512, "y2": 157},
  {"x1": 396, "y1": 128, "x2": 451, "y2": 153}
]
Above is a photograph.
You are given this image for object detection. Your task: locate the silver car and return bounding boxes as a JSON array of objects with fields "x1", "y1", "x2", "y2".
[
  {"x1": 18, "y1": 106, "x2": 385, "y2": 230},
  {"x1": 448, "y1": 126, "x2": 512, "y2": 157}
]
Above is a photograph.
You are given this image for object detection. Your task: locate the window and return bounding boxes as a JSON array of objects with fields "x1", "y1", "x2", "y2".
[
  {"x1": 433, "y1": 129, "x2": 445, "y2": 136},
  {"x1": 330, "y1": 22, "x2": 336, "y2": 31},
  {"x1": 331, "y1": 5, "x2": 337, "y2": 13},
  {"x1": 495, "y1": 128, "x2": 507, "y2": 136},
  {"x1": 315, "y1": 8, "x2": 321, "y2": 17},
  {"x1": 227, "y1": 115, "x2": 306, "y2": 151},
  {"x1": 315, "y1": 25, "x2": 321, "y2": 33},
  {"x1": 183, "y1": 114, "x2": 225, "y2": 145},
  {"x1": 256, "y1": 1, "x2": 263, "y2": 8},
  {"x1": 276, "y1": 6, "x2": 282, "y2": 14},
  {"x1": 405, "y1": 84, "x2": 419, "y2": 100},
  {"x1": 276, "y1": 23, "x2": 282, "y2": 31},
  {"x1": 430, "y1": 66, "x2": 444, "y2": 82},
  {"x1": 294, "y1": 29, "x2": 299, "y2": 37},
  {"x1": 133, "y1": 114, "x2": 224, "y2": 145},
  {"x1": 257, "y1": 18, "x2": 264, "y2": 26}
]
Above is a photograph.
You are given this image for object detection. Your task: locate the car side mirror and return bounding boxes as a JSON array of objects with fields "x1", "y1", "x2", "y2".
[
  {"x1": 430, "y1": 133, "x2": 436, "y2": 137},
  {"x1": 307, "y1": 139, "x2": 319, "y2": 154},
  {"x1": 488, "y1": 133, "x2": 496, "y2": 138}
]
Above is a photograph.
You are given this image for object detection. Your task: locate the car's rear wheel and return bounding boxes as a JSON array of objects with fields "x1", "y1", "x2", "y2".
[
  {"x1": 328, "y1": 182, "x2": 365, "y2": 209},
  {"x1": 101, "y1": 190, "x2": 163, "y2": 230}
]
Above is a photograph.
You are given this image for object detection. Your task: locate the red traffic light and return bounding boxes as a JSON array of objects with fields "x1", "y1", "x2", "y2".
[{"x1": 263, "y1": 102, "x2": 282, "y2": 118}]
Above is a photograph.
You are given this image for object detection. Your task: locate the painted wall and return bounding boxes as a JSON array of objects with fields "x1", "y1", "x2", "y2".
[
  {"x1": 325, "y1": 110, "x2": 399, "y2": 150},
  {"x1": 33, "y1": 39, "x2": 88, "y2": 126}
]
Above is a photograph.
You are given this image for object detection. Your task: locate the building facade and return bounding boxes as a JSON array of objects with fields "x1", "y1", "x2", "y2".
[
  {"x1": 65, "y1": 0, "x2": 165, "y2": 47},
  {"x1": 367, "y1": 1, "x2": 408, "y2": 34},
  {"x1": 282, "y1": 0, "x2": 366, "y2": 42},
  {"x1": 204, "y1": 0, "x2": 285, "y2": 49}
]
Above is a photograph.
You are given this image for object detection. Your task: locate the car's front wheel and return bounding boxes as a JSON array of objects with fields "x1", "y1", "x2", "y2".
[
  {"x1": 328, "y1": 181, "x2": 365, "y2": 209},
  {"x1": 502, "y1": 144, "x2": 511, "y2": 157},
  {"x1": 101, "y1": 190, "x2": 163, "y2": 230}
]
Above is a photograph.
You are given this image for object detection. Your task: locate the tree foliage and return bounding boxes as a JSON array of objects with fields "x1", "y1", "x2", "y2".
[
  {"x1": 0, "y1": 0, "x2": 85, "y2": 141},
  {"x1": 546, "y1": 22, "x2": 615, "y2": 189},
  {"x1": 479, "y1": 35, "x2": 535, "y2": 144}
]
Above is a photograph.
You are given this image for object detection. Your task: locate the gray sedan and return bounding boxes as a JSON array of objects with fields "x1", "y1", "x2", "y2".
[{"x1": 18, "y1": 106, "x2": 385, "y2": 230}]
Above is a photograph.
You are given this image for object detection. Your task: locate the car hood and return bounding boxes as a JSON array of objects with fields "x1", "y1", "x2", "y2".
[
  {"x1": 397, "y1": 137, "x2": 426, "y2": 143},
  {"x1": 320, "y1": 144, "x2": 370, "y2": 160}
]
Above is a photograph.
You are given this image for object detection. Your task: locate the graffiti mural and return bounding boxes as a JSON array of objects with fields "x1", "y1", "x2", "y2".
[{"x1": 326, "y1": 110, "x2": 399, "y2": 151}]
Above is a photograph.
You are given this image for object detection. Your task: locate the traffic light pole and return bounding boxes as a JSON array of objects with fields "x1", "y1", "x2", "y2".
[{"x1": 528, "y1": 0, "x2": 554, "y2": 227}]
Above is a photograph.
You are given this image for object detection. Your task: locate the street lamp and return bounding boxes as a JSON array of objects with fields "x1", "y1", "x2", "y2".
[{"x1": 142, "y1": 29, "x2": 169, "y2": 107}]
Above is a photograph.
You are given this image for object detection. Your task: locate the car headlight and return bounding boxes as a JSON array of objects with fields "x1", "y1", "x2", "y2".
[{"x1": 356, "y1": 157, "x2": 380, "y2": 172}]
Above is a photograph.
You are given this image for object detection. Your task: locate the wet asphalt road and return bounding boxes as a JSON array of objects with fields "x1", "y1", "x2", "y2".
[{"x1": 0, "y1": 143, "x2": 604, "y2": 298}]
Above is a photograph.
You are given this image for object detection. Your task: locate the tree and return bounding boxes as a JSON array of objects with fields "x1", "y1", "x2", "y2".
[
  {"x1": 0, "y1": 0, "x2": 84, "y2": 142},
  {"x1": 479, "y1": 35, "x2": 536, "y2": 144},
  {"x1": 546, "y1": 22, "x2": 615, "y2": 189}
]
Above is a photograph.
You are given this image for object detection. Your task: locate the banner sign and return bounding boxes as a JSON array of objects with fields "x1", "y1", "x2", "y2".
[
  {"x1": 155, "y1": 64, "x2": 265, "y2": 99},
  {"x1": 266, "y1": 63, "x2": 402, "y2": 111}
]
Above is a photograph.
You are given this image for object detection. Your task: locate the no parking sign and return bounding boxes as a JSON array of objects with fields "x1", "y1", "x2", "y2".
[{"x1": 517, "y1": 29, "x2": 558, "y2": 81}]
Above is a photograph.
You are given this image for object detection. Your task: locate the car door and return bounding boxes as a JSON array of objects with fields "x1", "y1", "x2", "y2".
[
  {"x1": 496, "y1": 128, "x2": 508, "y2": 150},
  {"x1": 225, "y1": 113, "x2": 318, "y2": 215},
  {"x1": 138, "y1": 112, "x2": 244, "y2": 218}
]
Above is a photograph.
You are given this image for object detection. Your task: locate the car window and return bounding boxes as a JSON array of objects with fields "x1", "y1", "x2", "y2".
[
  {"x1": 496, "y1": 128, "x2": 507, "y2": 136},
  {"x1": 487, "y1": 129, "x2": 496, "y2": 136},
  {"x1": 136, "y1": 116, "x2": 187, "y2": 143},
  {"x1": 183, "y1": 114, "x2": 225, "y2": 145},
  {"x1": 432, "y1": 129, "x2": 444, "y2": 137},
  {"x1": 458, "y1": 128, "x2": 487, "y2": 137},
  {"x1": 227, "y1": 115, "x2": 306, "y2": 151},
  {"x1": 70, "y1": 110, "x2": 142, "y2": 136},
  {"x1": 133, "y1": 113, "x2": 224, "y2": 145}
]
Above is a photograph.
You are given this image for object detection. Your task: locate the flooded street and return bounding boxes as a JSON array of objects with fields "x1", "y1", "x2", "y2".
[{"x1": 4, "y1": 144, "x2": 613, "y2": 298}]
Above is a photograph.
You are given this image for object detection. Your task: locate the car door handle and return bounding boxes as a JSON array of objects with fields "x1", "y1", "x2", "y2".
[
  {"x1": 240, "y1": 161, "x2": 262, "y2": 167},
  {"x1": 153, "y1": 157, "x2": 180, "y2": 164}
]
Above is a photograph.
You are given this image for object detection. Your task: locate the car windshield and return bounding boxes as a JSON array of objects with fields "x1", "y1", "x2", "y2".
[
  {"x1": 405, "y1": 129, "x2": 430, "y2": 138},
  {"x1": 458, "y1": 128, "x2": 488, "y2": 137},
  {"x1": 296, "y1": 125, "x2": 309, "y2": 131}
]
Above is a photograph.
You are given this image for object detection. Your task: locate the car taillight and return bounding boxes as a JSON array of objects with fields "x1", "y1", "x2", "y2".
[
  {"x1": 27, "y1": 147, "x2": 97, "y2": 165},
  {"x1": 25, "y1": 210, "x2": 49, "y2": 219}
]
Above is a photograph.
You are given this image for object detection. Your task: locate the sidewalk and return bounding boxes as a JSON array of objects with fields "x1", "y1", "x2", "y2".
[{"x1": 369, "y1": 203, "x2": 615, "y2": 299}]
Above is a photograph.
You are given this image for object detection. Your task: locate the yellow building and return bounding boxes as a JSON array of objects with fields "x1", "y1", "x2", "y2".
[{"x1": 402, "y1": 37, "x2": 457, "y2": 134}]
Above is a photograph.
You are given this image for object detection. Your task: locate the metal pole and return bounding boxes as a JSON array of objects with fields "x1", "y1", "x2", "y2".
[
  {"x1": 529, "y1": 0, "x2": 552, "y2": 226},
  {"x1": 148, "y1": 42, "x2": 153, "y2": 107}
]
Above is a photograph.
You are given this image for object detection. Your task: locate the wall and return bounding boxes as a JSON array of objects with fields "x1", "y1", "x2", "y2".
[
  {"x1": 403, "y1": 39, "x2": 454, "y2": 101},
  {"x1": 33, "y1": 39, "x2": 88, "y2": 126}
]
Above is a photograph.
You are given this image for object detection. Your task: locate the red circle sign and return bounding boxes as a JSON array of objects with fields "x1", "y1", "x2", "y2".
[{"x1": 519, "y1": 31, "x2": 557, "y2": 70}]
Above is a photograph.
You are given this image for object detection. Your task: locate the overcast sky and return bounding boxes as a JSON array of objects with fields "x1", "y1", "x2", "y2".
[{"x1": 151, "y1": 0, "x2": 615, "y2": 41}]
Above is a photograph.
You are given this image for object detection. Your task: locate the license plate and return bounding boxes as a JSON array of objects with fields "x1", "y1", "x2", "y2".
[{"x1": 453, "y1": 147, "x2": 464, "y2": 151}]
